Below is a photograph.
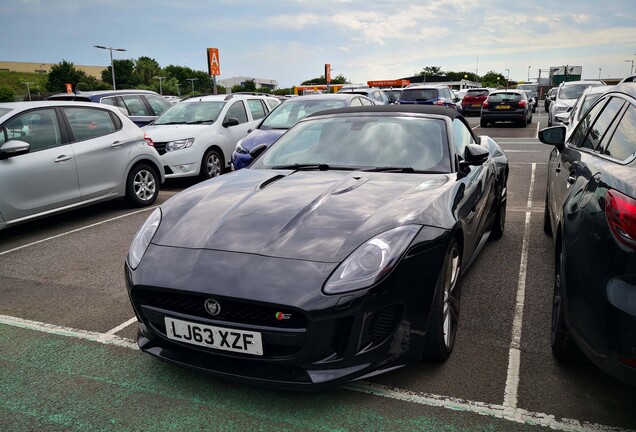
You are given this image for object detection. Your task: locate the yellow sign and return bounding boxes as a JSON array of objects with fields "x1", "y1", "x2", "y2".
[{"x1": 207, "y1": 48, "x2": 220, "y2": 76}]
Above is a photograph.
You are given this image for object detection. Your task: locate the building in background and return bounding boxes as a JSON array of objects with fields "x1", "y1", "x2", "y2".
[
  {"x1": 0, "y1": 61, "x2": 105, "y2": 79},
  {"x1": 218, "y1": 76, "x2": 278, "y2": 91}
]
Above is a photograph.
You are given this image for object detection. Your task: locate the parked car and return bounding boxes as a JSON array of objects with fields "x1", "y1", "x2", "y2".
[
  {"x1": 480, "y1": 90, "x2": 532, "y2": 127},
  {"x1": 544, "y1": 87, "x2": 557, "y2": 112},
  {"x1": 461, "y1": 88, "x2": 490, "y2": 116},
  {"x1": 47, "y1": 90, "x2": 172, "y2": 127},
  {"x1": 163, "y1": 95, "x2": 182, "y2": 104},
  {"x1": 540, "y1": 81, "x2": 636, "y2": 387},
  {"x1": 338, "y1": 88, "x2": 391, "y2": 105},
  {"x1": 397, "y1": 85, "x2": 460, "y2": 111},
  {"x1": 523, "y1": 90, "x2": 537, "y2": 113},
  {"x1": 382, "y1": 88, "x2": 403, "y2": 104},
  {"x1": 142, "y1": 94, "x2": 279, "y2": 180},
  {"x1": 125, "y1": 105, "x2": 509, "y2": 389},
  {"x1": 232, "y1": 93, "x2": 377, "y2": 170},
  {"x1": 0, "y1": 101, "x2": 164, "y2": 231},
  {"x1": 555, "y1": 85, "x2": 613, "y2": 136},
  {"x1": 548, "y1": 80, "x2": 605, "y2": 127}
]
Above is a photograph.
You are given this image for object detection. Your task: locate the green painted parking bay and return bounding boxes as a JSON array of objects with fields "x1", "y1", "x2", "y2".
[{"x1": 1, "y1": 323, "x2": 549, "y2": 432}]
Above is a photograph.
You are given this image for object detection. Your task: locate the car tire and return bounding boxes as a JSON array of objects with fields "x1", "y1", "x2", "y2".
[
  {"x1": 543, "y1": 190, "x2": 552, "y2": 236},
  {"x1": 125, "y1": 163, "x2": 159, "y2": 207},
  {"x1": 490, "y1": 188, "x2": 506, "y2": 240},
  {"x1": 422, "y1": 238, "x2": 462, "y2": 362},
  {"x1": 520, "y1": 119, "x2": 527, "y2": 128},
  {"x1": 480, "y1": 119, "x2": 488, "y2": 128},
  {"x1": 551, "y1": 244, "x2": 585, "y2": 362},
  {"x1": 200, "y1": 148, "x2": 224, "y2": 181}
]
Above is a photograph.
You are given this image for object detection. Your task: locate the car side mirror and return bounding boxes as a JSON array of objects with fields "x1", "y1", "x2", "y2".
[
  {"x1": 249, "y1": 143, "x2": 268, "y2": 160},
  {"x1": 539, "y1": 126, "x2": 566, "y2": 147},
  {"x1": 0, "y1": 140, "x2": 30, "y2": 160},
  {"x1": 460, "y1": 144, "x2": 489, "y2": 168},
  {"x1": 222, "y1": 117, "x2": 240, "y2": 128},
  {"x1": 549, "y1": 95, "x2": 556, "y2": 101}
]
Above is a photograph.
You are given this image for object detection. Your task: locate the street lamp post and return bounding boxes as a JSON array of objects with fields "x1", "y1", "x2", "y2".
[
  {"x1": 176, "y1": 83, "x2": 181, "y2": 97},
  {"x1": 186, "y1": 78, "x2": 198, "y2": 94},
  {"x1": 527, "y1": 66, "x2": 531, "y2": 82},
  {"x1": 599, "y1": 68, "x2": 602, "y2": 79},
  {"x1": 94, "y1": 45, "x2": 127, "y2": 90},
  {"x1": 20, "y1": 82, "x2": 35, "y2": 101},
  {"x1": 625, "y1": 59, "x2": 635, "y2": 76},
  {"x1": 505, "y1": 69, "x2": 510, "y2": 89},
  {"x1": 154, "y1": 76, "x2": 166, "y2": 95}
]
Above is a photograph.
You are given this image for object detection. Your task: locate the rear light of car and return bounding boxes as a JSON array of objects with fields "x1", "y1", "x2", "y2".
[
  {"x1": 144, "y1": 132, "x2": 155, "y2": 147},
  {"x1": 482, "y1": 100, "x2": 489, "y2": 108},
  {"x1": 606, "y1": 190, "x2": 636, "y2": 249},
  {"x1": 433, "y1": 98, "x2": 445, "y2": 106},
  {"x1": 620, "y1": 357, "x2": 636, "y2": 369},
  {"x1": 518, "y1": 100, "x2": 527, "y2": 107}
]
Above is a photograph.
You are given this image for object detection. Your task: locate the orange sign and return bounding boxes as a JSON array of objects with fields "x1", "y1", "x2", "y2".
[
  {"x1": 325, "y1": 64, "x2": 331, "y2": 83},
  {"x1": 65, "y1": 83, "x2": 73, "y2": 93},
  {"x1": 367, "y1": 79, "x2": 410, "y2": 87},
  {"x1": 207, "y1": 48, "x2": 220, "y2": 76}
]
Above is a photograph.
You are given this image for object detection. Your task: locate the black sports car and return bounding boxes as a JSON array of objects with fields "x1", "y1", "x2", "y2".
[
  {"x1": 125, "y1": 105, "x2": 509, "y2": 389},
  {"x1": 540, "y1": 80, "x2": 636, "y2": 386}
]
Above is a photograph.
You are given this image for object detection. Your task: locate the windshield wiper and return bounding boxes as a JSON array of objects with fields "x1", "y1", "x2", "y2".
[
  {"x1": 361, "y1": 166, "x2": 416, "y2": 173},
  {"x1": 270, "y1": 163, "x2": 331, "y2": 171},
  {"x1": 187, "y1": 120, "x2": 214, "y2": 125},
  {"x1": 155, "y1": 121, "x2": 186, "y2": 125}
]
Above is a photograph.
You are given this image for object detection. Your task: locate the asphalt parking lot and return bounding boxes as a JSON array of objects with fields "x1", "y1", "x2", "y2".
[{"x1": 1, "y1": 107, "x2": 635, "y2": 431}]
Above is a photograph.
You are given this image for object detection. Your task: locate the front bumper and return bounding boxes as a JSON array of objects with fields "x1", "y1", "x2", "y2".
[{"x1": 481, "y1": 109, "x2": 527, "y2": 122}]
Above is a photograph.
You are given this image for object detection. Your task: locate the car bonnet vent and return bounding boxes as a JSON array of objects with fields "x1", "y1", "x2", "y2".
[{"x1": 258, "y1": 174, "x2": 286, "y2": 190}]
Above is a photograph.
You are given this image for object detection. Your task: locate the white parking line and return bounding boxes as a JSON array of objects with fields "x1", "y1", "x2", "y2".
[
  {"x1": 0, "y1": 312, "x2": 629, "y2": 432},
  {"x1": 503, "y1": 162, "x2": 536, "y2": 409},
  {"x1": 0, "y1": 207, "x2": 157, "y2": 257},
  {"x1": 106, "y1": 317, "x2": 138, "y2": 335}
]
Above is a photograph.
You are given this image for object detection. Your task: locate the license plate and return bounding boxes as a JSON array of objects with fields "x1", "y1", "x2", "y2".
[
  {"x1": 472, "y1": 104, "x2": 481, "y2": 107},
  {"x1": 497, "y1": 105, "x2": 511, "y2": 109},
  {"x1": 165, "y1": 317, "x2": 263, "y2": 355}
]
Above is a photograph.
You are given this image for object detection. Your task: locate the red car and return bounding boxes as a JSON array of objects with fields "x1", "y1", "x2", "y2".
[{"x1": 461, "y1": 88, "x2": 490, "y2": 116}]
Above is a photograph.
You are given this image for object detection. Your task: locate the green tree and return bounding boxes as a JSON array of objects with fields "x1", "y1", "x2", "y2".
[
  {"x1": 46, "y1": 60, "x2": 87, "y2": 92},
  {"x1": 135, "y1": 57, "x2": 162, "y2": 86},
  {"x1": 419, "y1": 66, "x2": 444, "y2": 77},
  {"x1": 0, "y1": 85, "x2": 16, "y2": 102},
  {"x1": 101, "y1": 59, "x2": 138, "y2": 89},
  {"x1": 301, "y1": 73, "x2": 348, "y2": 85},
  {"x1": 480, "y1": 71, "x2": 506, "y2": 88}
]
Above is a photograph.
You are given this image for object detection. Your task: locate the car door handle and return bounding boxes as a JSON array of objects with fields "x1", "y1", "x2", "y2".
[
  {"x1": 111, "y1": 141, "x2": 124, "y2": 148},
  {"x1": 54, "y1": 155, "x2": 72, "y2": 163}
]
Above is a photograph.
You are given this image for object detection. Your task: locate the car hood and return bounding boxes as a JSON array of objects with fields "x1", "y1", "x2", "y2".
[
  {"x1": 153, "y1": 168, "x2": 454, "y2": 262},
  {"x1": 240, "y1": 129, "x2": 286, "y2": 151},
  {"x1": 555, "y1": 99, "x2": 577, "y2": 109},
  {"x1": 142, "y1": 124, "x2": 209, "y2": 140}
]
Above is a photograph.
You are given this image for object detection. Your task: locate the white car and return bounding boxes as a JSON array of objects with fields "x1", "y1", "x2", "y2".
[
  {"x1": 548, "y1": 80, "x2": 605, "y2": 127},
  {"x1": 142, "y1": 94, "x2": 279, "y2": 180},
  {"x1": 0, "y1": 101, "x2": 165, "y2": 231},
  {"x1": 554, "y1": 85, "x2": 613, "y2": 137}
]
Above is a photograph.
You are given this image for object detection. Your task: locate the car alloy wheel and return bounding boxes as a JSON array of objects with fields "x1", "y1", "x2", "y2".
[
  {"x1": 125, "y1": 164, "x2": 159, "y2": 207},
  {"x1": 423, "y1": 239, "x2": 462, "y2": 361},
  {"x1": 201, "y1": 149, "x2": 223, "y2": 180}
]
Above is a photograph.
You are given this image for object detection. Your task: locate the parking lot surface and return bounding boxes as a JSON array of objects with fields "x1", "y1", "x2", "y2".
[{"x1": 1, "y1": 109, "x2": 635, "y2": 431}]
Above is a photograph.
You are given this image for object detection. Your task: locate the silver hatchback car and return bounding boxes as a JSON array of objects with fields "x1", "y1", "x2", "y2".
[{"x1": 0, "y1": 101, "x2": 165, "y2": 231}]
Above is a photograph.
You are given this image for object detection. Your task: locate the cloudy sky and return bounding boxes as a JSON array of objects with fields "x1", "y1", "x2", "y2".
[{"x1": 4, "y1": 0, "x2": 635, "y2": 88}]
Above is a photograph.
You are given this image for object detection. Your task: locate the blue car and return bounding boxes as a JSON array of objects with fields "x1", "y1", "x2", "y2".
[
  {"x1": 47, "y1": 90, "x2": 172, "y2": 127},
  {"x1": 231, "y1": 93, "x2": 376, "y2": 170}
]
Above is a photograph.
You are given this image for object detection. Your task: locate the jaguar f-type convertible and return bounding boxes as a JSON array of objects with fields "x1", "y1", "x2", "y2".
[{"x1": 125, "y1": 105, "x2": 508, "y2": 389}]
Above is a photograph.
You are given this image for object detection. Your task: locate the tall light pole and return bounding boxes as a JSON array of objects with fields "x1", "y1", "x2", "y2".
[
  {"x1": 20, "y1": 82, "x2": 35, "y2": 101},
  {"x1": 186, "y1": 78, "x2": 198, "y2": 94},
  {"x1": 94, "y1": 45, "x2": 127, "y2": 90},
  {"x1": 154, "y1": 76, "x2": 166, "y2": 95},
  {"x1": 625, "y1": 59, "x2": 635, "y2": 76},
  {"x1": 176, "y1": 83, "x2": 181, "y2": 97},
  {"x1": 505, "y1": 69, "x2": 510, "y2": 89},
  {"x1": 527, "y1": 66, "x2": 531, "y2": 82},
  {"x1": 599, "y1": 68, "x2": 602, "y2": 79}
]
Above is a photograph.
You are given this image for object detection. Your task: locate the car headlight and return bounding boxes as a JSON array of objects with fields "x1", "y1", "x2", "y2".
[
  {"x1": 323, "y1": 225, "x2": 420, "y2": 295},
  {"x1": 235, "y1": 139, "x2": 248, "y2": 154},
  {"x1": 127, "y1": 208, "x2": 161, "y2": 270},
  {"x1": 555, "y1": 105, "x2": 568, "y2": 112},
  {"x1": 165, "y1": 138, "x2": 194, "y2": 152}
]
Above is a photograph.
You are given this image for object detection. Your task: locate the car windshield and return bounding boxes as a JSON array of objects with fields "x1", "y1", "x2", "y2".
[
  {"x1": 400, "y1": 89, "x2": 438, "y2": 101},
  {"x1": 261, "y1": 99, "x2": 347, "y2": 130},
  {"x1": 523, "y1": 91, "x2": 534, "y2": 99},
  {"x1": 466, "y1": 90, "x2": 489, "y2": 97},
  {"x1": 558, "y1": 84, "x2": 601, "y2": 100},
  {"x1": 253, "y1": 115, "x2": 450, "y2": 173},
  {"x1": 152, "y1": 101, "x2": 225, "y2": 125}
]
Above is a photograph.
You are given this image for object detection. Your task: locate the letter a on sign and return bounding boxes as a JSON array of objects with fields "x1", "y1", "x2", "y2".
[{"x1": 207, "y1": 48, "x2": 220, "y2": 76}]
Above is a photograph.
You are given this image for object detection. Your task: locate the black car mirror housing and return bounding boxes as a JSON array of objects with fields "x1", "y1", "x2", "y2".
[
  {"x1": 539, "y1": 126, "x2": 566, "y2": 147},
  {"x1": 223, "y1": 117, "x2": 240, "y2": 128}
]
